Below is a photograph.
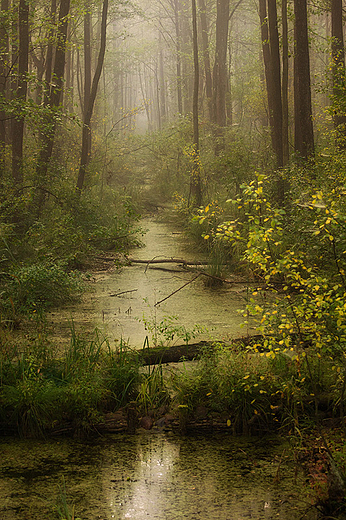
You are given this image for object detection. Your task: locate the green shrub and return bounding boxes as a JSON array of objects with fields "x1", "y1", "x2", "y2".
[
  {"x1": 174, "y1": 345, "x2": 341, "y2": 433},
  {"x1": 1, "y1": 377, "x2": 62, "y2": 436},
  {"x1": 0, "y1": 262, "x2": 83, "y2": 316}
]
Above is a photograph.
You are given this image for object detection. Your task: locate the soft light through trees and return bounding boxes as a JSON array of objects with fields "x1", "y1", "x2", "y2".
[{"x1": 0, "y1": 0, "x2": 343, "y2": 200}]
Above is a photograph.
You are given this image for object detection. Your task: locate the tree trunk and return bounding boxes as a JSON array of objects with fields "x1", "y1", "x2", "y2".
[
  {"x1": 293, "y1": 0, "x2": 314, "y2": 158},
  {"x1": 35, "y1": 0, "x2": 70, "y2": 213},
  {"x1": 64, "y1": 22, "x2": 72, "y2": 111},
  {"x1": 0, "y1": 0, "x2": 9, "y2": 174},
  {"x1": 43, "y1": 0, "x2": 56, "y2": 107},
  {"x1": 198, "y1": 0, "x2": 213, "y2": 119},
  {"x1": 212, "y1": 0, "x2": 230, "y2": 128},
  {"x1": 158, "y1": 30, "x2": 166, "y2": 124},
  {"x1": 259, "y1": 0, "x2": 275, "y2": 145},
  {"x1": 190, "y1": 0, "x2": 202, "y2": 207},
  {"x1": 181, "y1": 8, "x2": 192, "y2": 114},
  {"x1": 83, "y1": 0, "x2": 92, "y2": 161},
  {"x1": 76, "y1": 0, "x2": 108, "y2": 192},
  {"x1": 331, "y1": 0, "x2": 346, "y2": 146},
  {"x1": 12, "y1": 0, "x2": 29, "y2": 185},
  {"x1": 173, "y1": 0, "x2": 183, "y2": 114},
  {"x1": 267, "y1": 0, "x2": 283, "y2": 169},
  {"x1": 281, "y1": 0, "x2": 289, "y2": 165}
]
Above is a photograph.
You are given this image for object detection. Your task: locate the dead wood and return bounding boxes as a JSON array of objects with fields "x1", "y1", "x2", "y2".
[
  {"x1": 127, "y1": 257, "x2": 209, "y2": 266},
  {"x1": 109, "y1": 289, "x2": 138, "y2": 297},
  {"x1": 154, "y1": 274, "x2": 201, "y2": 306},
  {"x1": 137, "y1": 335, "x2": 263, "y2": 365}
]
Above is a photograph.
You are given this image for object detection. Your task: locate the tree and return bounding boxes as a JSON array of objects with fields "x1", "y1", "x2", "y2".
[
  {"x1": 76, "y1": 0, "x2": 108, "y2": 191},
  {"x1": 190, "y1": 0, "x2": 202, "y2": 206},
  {"x1": 35, "y1": 0, "x2": 71, "y2": 213},
  {"x1": 293, "y1": 0, "x2": 314, "y2": 158},
  {"x1": 281, "y1": 0, "x2": 289, "y2": 165},
  {"x1": 43, "y1": 0, "x2": 57, "y2": 106},
  {"x1": 172, "y1": 0, "x2": 183, "y2": 114},
  {"x1": 267, "y1": 0, "x2": 283, "y2": 168},
  {"x1": 0, "y1": 0, "x2": 9, "y2": 174},
  {"x1": 198, "y1": 0, "x2": 212, "y2": 119},
  {"x1": 83, "y1": 0, "x2": 92, "y2": 160},
  {"x1": 212, "y1": 0, "x2": 230, "y2": 128},
  {"x1": 259, "y1": 0, "x2": 284, "y2": 170},
  {"x1": 331, "y1": 0, "x2": 346, "y2": 146},
  {"x1": 12, "y1": 0, "x2": 29, "y2": 185}
]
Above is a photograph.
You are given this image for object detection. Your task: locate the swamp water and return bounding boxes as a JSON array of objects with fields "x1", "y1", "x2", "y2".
[
  {"x1": 0, "y1": 432, "x2": 316, "y2": 520},
  {"x1": 48, "y1": 216, "x2": 248, "y2": 348},
  {"x1": 1, "y1": 216, "x2": 317, "y2": 519}
]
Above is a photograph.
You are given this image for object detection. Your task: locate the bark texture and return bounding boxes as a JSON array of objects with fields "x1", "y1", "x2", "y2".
[{"x1": 294, "y1": 0, "x2": 314, "y2": 158}]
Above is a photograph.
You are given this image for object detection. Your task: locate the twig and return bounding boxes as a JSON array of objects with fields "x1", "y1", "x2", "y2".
[
  {"x1": 109, "y1": 289, "x2": 138, "y2": 297},
  {"x1": 154, "y1": 274, "x2": 201, "y2": 306}
]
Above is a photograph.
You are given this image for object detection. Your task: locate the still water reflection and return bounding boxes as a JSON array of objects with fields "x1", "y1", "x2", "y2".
[
  {"x1": 0, "y1": 432, "x2": 315, "y2": 520},
  {"x1": 48, "y1": 217, "x2": 248, "y2": 348}
]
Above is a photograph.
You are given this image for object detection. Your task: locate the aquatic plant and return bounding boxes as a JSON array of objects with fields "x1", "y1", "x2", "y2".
[
  {"x1": 104, "y1": 340, "x2": 141, "y2": 408},
  {"x1": 140, "y1": 310, "x2": 203, "y2": 348},
  {"x1": 55, "y1": 477, "x2": 81, "y2": 520},
  {"x1": 137, "y1": 364, "x2": 170, "y2": 415}
]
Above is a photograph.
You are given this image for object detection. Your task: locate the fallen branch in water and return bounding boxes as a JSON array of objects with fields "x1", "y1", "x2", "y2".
[
  {"x1": 154, "y1": 273, "x2": 201, "y2": 306},
  {"x1": 127, "y1": 256, "x2": 209, "y2": 266},
  {"x1": 109, "y1": 289, "x2": 138, "y2": 297},
  {"x1": 148, "y1": 264, "x2": 238, "y2": 285}
]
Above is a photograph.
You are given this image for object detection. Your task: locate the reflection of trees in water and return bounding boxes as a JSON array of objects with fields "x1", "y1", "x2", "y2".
[
  {"x1": 105, "y1": 434, "x2": 305, "y2": 520},
  {"x1": 0, "y1": 434, "x2": 308, "y2": 519}
]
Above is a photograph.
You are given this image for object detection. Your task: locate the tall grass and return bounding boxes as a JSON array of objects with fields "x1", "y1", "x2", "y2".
[
  {"x1": 173, "y1": 344, "x2": 341, "y2": 434},
  {"x1": 0, "y1": 326, "x2": 142, "y2": 436}
]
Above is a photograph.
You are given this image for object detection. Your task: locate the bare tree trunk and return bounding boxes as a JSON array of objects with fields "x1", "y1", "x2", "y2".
[
  {"x1": 173, "y1": 0, "x2": 183, "y2": 114},
  {"x1": 65, "y1": 23, "x2": 72, "y2": 111},
  {"x1": 293, "y1": 0, "x2": 314, "y2": 158},
  {"x1": 281, "y1": 0, "x2": 289, "y2": 165},
  {"x1": 76, "y1": 0, "x2": 108, "y2": 191},
  {"x1": 181, "y1": 8, "x2": 192, "y2": 114},
  {"x1": 198, "y1": 0, "x2": 212, "y2": 119},
  {"x1": 83, "y1": 0, "x2": 92, "y2": 161},
  {"x1": 158, "y1": 30, "x2": 166, "y2": 124},
  {"x1": 0, "y1": 0, "x2": 9, "y2": 174},
  {"x1": 212, "y1": 0, "x2": 230, "y2": 128},
  {"x1": 190, "y1": 0, "x2": 202, "y2": 207},
  {"x1": 12, "y1": 0, "x2": 29, "y2": 185},
  {"x1": 43, "y1": 0, "x2": 56, "y2": 107},
  {"x1": 267, "y1": 0, "x2": 283, "y2": 169},
  {"x1": 331, "y1": 0, "x2": 346, "y2": 146},
  {"x1": 259, "y1": 0, "x2": 274, "y2": 131}
]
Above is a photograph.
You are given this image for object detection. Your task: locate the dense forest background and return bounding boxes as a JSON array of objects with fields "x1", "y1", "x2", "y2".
[{"x1": 1, "y1": 0, "x2": 343, "y2": 203}]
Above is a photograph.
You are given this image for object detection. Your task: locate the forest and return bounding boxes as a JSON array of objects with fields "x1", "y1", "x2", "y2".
[{"x1": 1, "y1": 0, "x2": 346, "y2": 517}]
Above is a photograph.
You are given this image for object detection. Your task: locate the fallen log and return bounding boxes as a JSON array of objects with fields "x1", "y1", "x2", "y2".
[{"x1": 137, "y1": 335, "x2": 263, "y2": 366}]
